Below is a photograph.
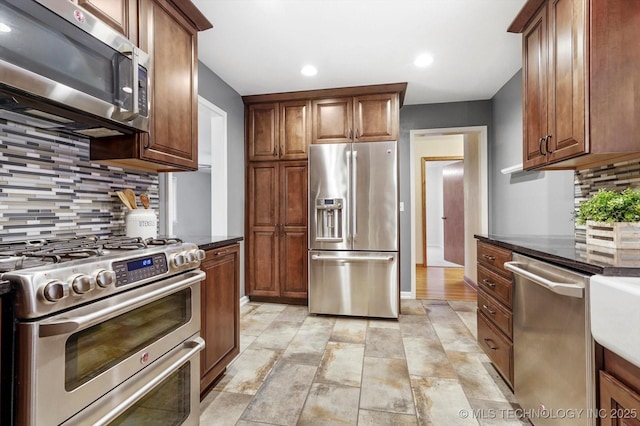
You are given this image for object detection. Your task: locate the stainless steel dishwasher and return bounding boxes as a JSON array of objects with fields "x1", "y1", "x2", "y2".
[{"x1": 505, "y1": 254, "x2": 595, "y2": 426}]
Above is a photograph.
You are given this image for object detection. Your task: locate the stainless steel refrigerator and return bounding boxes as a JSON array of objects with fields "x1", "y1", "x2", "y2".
[{"x1": 308, "y1": 141, "x2": 399, "y2": 318}]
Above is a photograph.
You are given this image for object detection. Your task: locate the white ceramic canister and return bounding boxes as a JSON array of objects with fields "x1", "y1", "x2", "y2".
[{"x1": 125, "y1": 209, "x2": 158, "y2": 239}]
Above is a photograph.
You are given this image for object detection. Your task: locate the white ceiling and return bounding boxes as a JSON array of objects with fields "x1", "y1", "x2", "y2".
[{"x1": 193, "y1": 0, "x2": 526, "y2": 105}]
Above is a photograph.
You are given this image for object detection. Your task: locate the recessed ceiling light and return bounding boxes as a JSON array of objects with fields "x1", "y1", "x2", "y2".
[
  {"x1": 301, "y1": 65, "x2": 317, "y2": 76},
  {"x1": 0, "y1": 23, "x2": 11, "y2": 33},
  {"x1": 414, "y1": 53, "x2": 434, "y2": 68}
]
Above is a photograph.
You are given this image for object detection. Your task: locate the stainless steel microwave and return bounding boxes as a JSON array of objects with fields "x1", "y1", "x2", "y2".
[{"x1": 0, "y1": 0, "x2": 149, "y2": 137}]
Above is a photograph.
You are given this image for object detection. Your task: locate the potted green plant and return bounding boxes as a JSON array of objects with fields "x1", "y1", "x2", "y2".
[{"x1": 576, "y1": 188, "x2": 640, "y2": 249}]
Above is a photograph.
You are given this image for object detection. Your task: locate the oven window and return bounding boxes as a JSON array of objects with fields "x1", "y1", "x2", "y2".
[
  {"x1": 65, "y1": 289, "x2": 191, "y2": 390},
  {"x1": 108, "y1": 363, "x2": 191, "y2": 426}
]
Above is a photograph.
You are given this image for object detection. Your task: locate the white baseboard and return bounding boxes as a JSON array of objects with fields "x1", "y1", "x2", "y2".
[
  {"x1": 239, "y1": 296, "x2": 250, "y2": 307},
  {"x1": 401, "y1": 291, "x2": 414, "y2": 299}
]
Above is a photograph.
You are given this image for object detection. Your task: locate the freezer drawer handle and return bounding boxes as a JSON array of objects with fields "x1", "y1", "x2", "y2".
[
  {"x1": 315, "y1": 237, "x2": 344, "y2": 242},
  {"x1": 311, "y1": 255, "x2": 393, "y2": 262},
  {"x1": 504, "y1": 261, "x2": 584, "y2": 298}
]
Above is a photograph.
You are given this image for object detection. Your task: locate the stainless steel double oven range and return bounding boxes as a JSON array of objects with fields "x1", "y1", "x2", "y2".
[{"x1": 0, "y1": 236, "x2": 206, "y2": 425}]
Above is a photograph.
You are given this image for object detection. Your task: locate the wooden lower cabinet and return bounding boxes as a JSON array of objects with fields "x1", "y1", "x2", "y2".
[
  {"x1": 599, "y1": 349, "x2": 640, "y2": 425},
  {"x1": 246, "y1": 161, "x2": 308, "y2": 303},
  {"x1": 476, "y1": 240, "x2": 513, "y2": 388},
  {"x1": 200, "y1": 244, "x2": 240, "y2": 396}
]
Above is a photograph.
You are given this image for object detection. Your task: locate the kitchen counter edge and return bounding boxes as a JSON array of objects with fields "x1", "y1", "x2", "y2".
[
  {"x1": 475, "y1": 234, "x2": 640, "y2": 277},
  {"x1": 188, "y1": 236, "x2": 243, "y2": 252}
]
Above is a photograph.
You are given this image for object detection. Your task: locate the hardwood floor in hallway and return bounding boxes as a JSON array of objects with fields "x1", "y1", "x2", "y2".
[{"x1": 415, "y1": 266, "x2": 477, "y2": 301}]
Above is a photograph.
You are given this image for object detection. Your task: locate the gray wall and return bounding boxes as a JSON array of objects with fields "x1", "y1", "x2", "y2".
[
  {"x1": 490, "y1": 70, "x2": 574, "y2": 236},
  {"x1": 399, "y1": 101, "x2": 493, "y2": 292},
  {"x1": 198, "y1": 62, "x2": 246, "y2": 294}
]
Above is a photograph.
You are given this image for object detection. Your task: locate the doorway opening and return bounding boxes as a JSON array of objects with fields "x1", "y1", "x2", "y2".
[
  {"x1": 408, "y1": 127, "x2": 489, "y2": 301},
  {"x1": 159, "y1": 96, "x2": 228, "y2": 237}
]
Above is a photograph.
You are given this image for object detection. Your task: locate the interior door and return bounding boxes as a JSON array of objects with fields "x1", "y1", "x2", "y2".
[{"x1": 442, "y1": 161, "x2": 464, "y2": 265}]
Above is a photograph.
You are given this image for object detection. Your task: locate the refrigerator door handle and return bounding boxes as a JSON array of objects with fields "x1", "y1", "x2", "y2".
[
  {"x1": 351, "y1": 150, "x2": 358, "y2": 240},
  {"x1": 311, "y1": 254, "x2": 393, "y2": 262}
]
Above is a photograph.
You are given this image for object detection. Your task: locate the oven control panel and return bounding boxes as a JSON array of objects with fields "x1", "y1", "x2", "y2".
[{"x1": 113, "y1": 253, "x2": 168, "y2": 286}]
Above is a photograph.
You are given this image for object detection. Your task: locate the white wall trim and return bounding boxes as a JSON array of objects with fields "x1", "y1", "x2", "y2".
[
  {"x1": 409, "y1": 126, "x2": 489, "y2": 298},
  {"x1": 198, "y1": 96, "x2": 228, "y2": 235},
  {"x1": 401, "y1": 291, "x2": 414, "y2": 300},
  {"x1": 240, "y1": 296, "x2": 250, "y2": 307}
]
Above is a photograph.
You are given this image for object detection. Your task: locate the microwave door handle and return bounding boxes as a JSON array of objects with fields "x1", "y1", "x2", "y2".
[
  {"x1": 92, "y1": 337, "x2": 205, "y2": 426},
  {"x1": 112, "y1": 45, "x2": 140, "y2": 121}
]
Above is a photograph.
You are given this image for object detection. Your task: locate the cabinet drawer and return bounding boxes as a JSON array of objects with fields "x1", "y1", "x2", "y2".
[
  {"x1": 477, "y1": 242, "x2": 512, "y2": 277},
  {"x1": 477, "y1": 264, "x2": 513, "y2": 308},
  {"x1": 477, "y1": 290, "x2": 512, "y2": 340},
  {"x1": 478, "y1": 310, "x2": 513, "y2": 387}
]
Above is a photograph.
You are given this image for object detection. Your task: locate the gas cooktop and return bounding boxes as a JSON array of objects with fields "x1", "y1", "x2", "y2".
[{"x1": 0, "y1": 235, "x2": 183, "y2": 273}]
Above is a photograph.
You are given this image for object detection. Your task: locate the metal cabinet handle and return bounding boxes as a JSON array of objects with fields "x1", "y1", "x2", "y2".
[
  {"x1": 280, "y1": 145, "x2": 284, "y2": 157},
  {"x1": 482, "y1": 279, "x2": 496, "y2": 288},
  {"x1": 355, "y1": 128, "x2": 360, "y2": 139},
  {"x1": 483, "y1": 338, "x2": 498, "y2": 350},
  {"x1": 482, "y1": 254, "x2": 495, "y2": 261},
  {"x1": 539, "y1": 136, "x2": 547, "y2": 155},
  {"x1": 482, "y1": 304, "x2": 496, "y2": 315},
  {"x1": 441, "y1": 216, "x2": 447, "y2": 220},
  {"x1": 214, "y1": 249, "x2": 229, "y2": 256},
  {"x1": 545, "y1": 134, "x2": 553, "y2": 154},
  {"x1": 349, "y1": 128, "x2": 353, "y2": 139},
  {"x1": 273, "y1": 148, "x2": 277, "y2": 156}
]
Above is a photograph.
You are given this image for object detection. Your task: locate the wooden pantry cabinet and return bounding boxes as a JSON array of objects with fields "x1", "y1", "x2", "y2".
[
  {"x1": 246, "y1": 161, "x2": 308, "y2": 302},
  {"x1": 476, "y1": 240, "x2": 514, "y2": 388},
  {"x1": 200, "y1": 243, "x2": 240, "y2": 396},
  {"x1": 509, "y1": 0, "x2": 640, "y2": 170},
  {"x1": 90, "y1": 0, "x2": 212, "y2": 172}
]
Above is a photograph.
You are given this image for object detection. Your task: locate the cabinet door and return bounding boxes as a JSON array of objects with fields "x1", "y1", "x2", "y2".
[
  {"x1": 599, "y1": 371, "x2": 640, "y2": 426},
  {"x1": 354, "y1": 93, "x2": 398, "y2": 142},
  {"x1": 200, "y1": 244, "x2": 240, "y2": 394},
  {"x1": 546, "y1": 0, "x2": 586, "y2": 163},
  {"x1": 75, "y1": 0, "x2": 137, "y2": 42},
  {"x1": 312, "y1": 98, "x2": 353, "y2": 144},
  {"x1": 280, "y1": 100, "x2": 311, "y2": 160},
  {"x1": 138, "y1": 0, "x2": 198, "y2": 170},
  {"x1": 247, "y1": 162, "x2": 280, "y2": 297},
  {"x1": 279, "y1": 162, "x2": 308, "y2": 299},
  {"x1": 248, "y1": 103, "x2": 279, "y2": 161},
  {"x1": 522, "y1": 4, "x2": 549, "y2": 169}
]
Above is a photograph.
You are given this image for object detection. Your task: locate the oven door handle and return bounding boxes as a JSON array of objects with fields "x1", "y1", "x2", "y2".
[
  {"x1": 92, "y1": 336, "x2": 205, "y2": 426},
  {"x1": 39, "y1": 270, "x2": 205, "y2": 337}
]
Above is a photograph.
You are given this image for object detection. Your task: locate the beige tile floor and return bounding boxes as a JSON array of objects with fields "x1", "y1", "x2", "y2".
[{"x1": 200, "y1": 300, "x2": 530, "y2": 425}]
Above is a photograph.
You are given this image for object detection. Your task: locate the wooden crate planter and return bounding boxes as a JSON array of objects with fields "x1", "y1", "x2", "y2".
[{"x1": 586, "y1": 221, "x2": 640, "y2": 249}]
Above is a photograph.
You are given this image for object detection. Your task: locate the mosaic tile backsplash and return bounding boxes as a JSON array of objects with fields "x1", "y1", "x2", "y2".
[
  {"x1": 0, "y1": 120, "x2": 159, "y2": 241},
  {"x1": 574, "y1": 159, "x2": 640, "y2": 241}
]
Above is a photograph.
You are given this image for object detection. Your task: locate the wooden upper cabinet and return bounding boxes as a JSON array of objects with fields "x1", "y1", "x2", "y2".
[
  {"x1": 138, "y1": 0, "x2": 199, "y2": 170},
  {"x1": 248, "y1": 103, "x2": 279, "y2": 161},
  {"x1": 248, "y1": 101, "x2": 311, "y2": 161},
  {"x1": 280, "y1": 100, "x2": 311, "y2": 160},
  {"x1": 75, "y1": 0, "x2": 137, "y2": 42},
  {"x1": 312, "y1": 98, "x2": 353, "y2": 144},
  {"x1": 89, "y1": 0, "x2": 212, "y2": 172},
  {"x1": 510, "y1": 0, "x2": 640, "y2": 170},
  {"x1": 312, "y1": 93, "x2": 398, "y2": 144}
]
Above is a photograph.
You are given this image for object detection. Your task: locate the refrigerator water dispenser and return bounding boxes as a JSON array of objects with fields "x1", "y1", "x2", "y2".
[{"x1": 315, "y1": 198, "x2": 343, "y2": 242}]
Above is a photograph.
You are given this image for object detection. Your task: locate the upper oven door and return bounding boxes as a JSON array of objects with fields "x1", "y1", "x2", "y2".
[
  {"x1": 16, "y1": 270, "x2": 203, "y2": 426},
  {"x1": 0, "y1": 0, "x2": 149, "y2": 133}
]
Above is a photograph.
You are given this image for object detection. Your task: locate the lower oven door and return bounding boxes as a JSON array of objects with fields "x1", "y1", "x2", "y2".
[
  {"x1": 16, "y1": 270, "x2": 204, "y2": 426},
  {"x1": 62, "y1": 334, "x2": 204, "y2": 426}
]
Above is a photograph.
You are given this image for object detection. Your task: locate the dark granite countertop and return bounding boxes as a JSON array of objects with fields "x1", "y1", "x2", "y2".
[
  {"x1": 475, "y1": 234, "x2": 640, "y2": 277},
  {"x1": 174, "y1": 235, "x2": 243, "y2": 251}
]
